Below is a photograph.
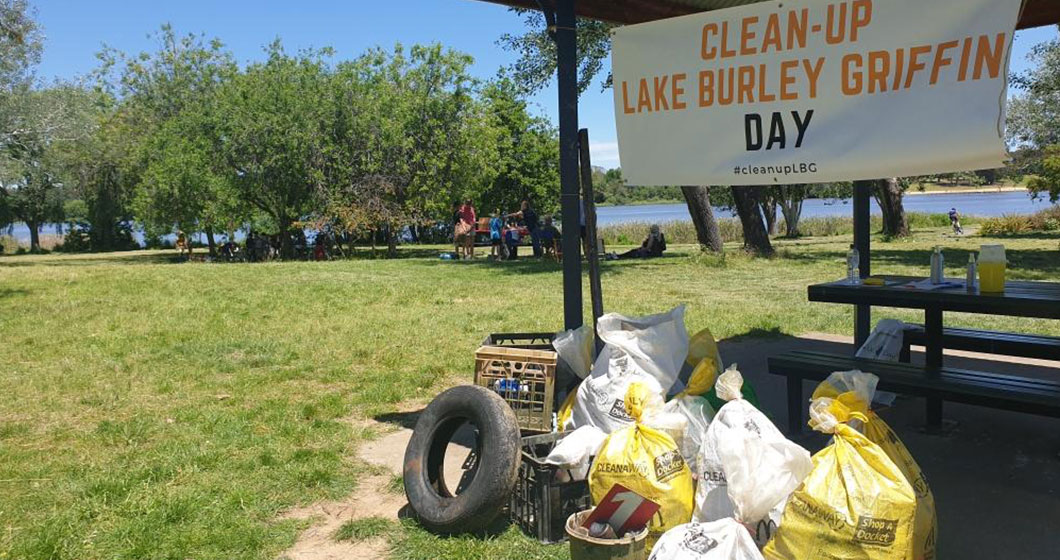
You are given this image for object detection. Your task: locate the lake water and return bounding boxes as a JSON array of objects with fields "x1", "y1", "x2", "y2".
[
  {"x1": 595, "y1": 190, "x2": 1050, "y2": 226},
  {"x1": 1, "y1": 190, "x2": 1051, "y2": 245}
]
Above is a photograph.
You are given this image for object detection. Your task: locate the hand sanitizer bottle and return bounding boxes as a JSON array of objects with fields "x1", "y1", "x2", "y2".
[
  {"x1": 966, "y1": 253, "x2": 977, "y2": 291},
  {"x1": 847, "y1": 244, "x2": 860, "y2": 284}
]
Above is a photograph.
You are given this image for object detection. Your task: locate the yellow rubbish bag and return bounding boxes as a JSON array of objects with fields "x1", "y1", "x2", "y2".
[
  {"x1": 677, "y1": 328, "x2": 724, "y2": 399},
  {"x1": 763, "y1": 397, "x2": 916, "y2": 560},
  {"x1": 813, "y1": 373, "x2": 938, "y2": 560},
  {"x1": 556, "y1": 383, "x2": 579, "y2": 430},
  {"x1": 589, "y1": 382, "x2": 694, "y2": 545}
]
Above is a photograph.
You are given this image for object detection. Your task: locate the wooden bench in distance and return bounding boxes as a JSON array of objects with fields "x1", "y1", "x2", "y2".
[
  {"x1": 768, "y1": 350, "x2": 1060, "y2": 436},
  {"x1": 901, "y1": 324, "x2": 1060, "y2": 362}
]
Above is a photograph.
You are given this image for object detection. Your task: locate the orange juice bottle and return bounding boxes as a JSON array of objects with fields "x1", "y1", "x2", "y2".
[{"x1": 978, "y1": 245, "x2": 1006, "y2": 293}]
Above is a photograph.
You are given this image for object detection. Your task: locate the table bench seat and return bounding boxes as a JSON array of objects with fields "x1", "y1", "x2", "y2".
[
  {"x1": 768, "y1": 350, "x2": 1060, "y2": 435},
  {"x1": 901, "y1": 324, "x2": 1060, "y2": 362}
]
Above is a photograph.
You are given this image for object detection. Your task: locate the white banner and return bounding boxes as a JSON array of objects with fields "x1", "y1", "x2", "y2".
[{"x1": 611, "y1": 0, "x2": 1022, "y2": 186}]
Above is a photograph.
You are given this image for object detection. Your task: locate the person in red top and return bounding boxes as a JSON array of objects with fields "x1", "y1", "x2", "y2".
[{"x1": 457, "y1": 199, "x2": 477, "y2": 259}]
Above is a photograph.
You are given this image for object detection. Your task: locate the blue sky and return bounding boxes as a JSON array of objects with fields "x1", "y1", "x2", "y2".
[{"x1": 30, "y1": 0, "x2": 1058, "y2": 169}]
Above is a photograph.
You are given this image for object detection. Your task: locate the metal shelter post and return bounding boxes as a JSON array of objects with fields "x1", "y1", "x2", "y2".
[
  {"x1": 853, "y1": 180, "x2": 873, "y2": 347},
  {"x1": 556, "y1": 0, "x2": 583, "y2": 331}
]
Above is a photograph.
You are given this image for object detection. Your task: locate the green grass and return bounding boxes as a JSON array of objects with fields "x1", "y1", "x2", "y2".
[
  {"x1": 0, "y1": 226, "x2": 1058, "y2": 559},
  {"x1": 334, "y1": 517, "x2": 396, "y2": 542}
]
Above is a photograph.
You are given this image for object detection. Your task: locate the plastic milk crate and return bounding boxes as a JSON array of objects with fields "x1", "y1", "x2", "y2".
[
  {"x1": 510, "y1": 431, "x2": 593, "y2": 544},
  {"x1": 474, "y1": 332, "x2": 558, "y2": 433}
]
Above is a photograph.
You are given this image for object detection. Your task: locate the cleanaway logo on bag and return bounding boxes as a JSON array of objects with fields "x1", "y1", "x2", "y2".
[
  {"x1": 790, "y1": 494, "x2": 845, "y2": 531},
  {"x1": 853, "y1": 516, "x2": 899, "y2": 546},
  {"x1": 653, "y1": 450, "x2": 686, "y2": 482},
  {"x1": 700, "y1": 470, "x2": 726, "y2": 485},
  {"x1": 608, "y1": 399, "x2": 634, "y2": 421},
  {"x1": 595, "y1": 460, "x2": 651, "y2": 477}
]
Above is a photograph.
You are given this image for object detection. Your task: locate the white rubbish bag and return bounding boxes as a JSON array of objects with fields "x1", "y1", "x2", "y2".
[
  {"x1": 569, "y1": 345, "x2": 667, "y2": 433},
  {"x1": 694, "y1": 366, "x2": 812, "y2": 548},
  {"x1": 661, "y1": 395, "x2": 715, "y2": 473},
  {"x1": 554, "y1": 324, "x2": 594, "y2": 380},
  {"x1": 544, "y1": 425, "x2": 606, "y2": 481},
  {"x1": 592, "y1": 305, "x2": 689, "y2": 394},
  {"x1": 649, "y1": 518, "x2": 763, "y2": 560}
]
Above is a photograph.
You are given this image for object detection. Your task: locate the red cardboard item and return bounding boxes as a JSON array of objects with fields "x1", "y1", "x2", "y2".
[{"x1": 582, "y1": 484, "x2": 661, "y2": 536}]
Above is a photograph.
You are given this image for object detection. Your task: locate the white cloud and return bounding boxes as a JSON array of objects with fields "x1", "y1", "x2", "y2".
[{"x1": 589, "y1": 141, "x2": 621, "y2": 169}]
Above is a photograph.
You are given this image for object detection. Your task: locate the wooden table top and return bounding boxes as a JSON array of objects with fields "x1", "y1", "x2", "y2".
[{"x1": 808, "y1": 275, "x2": 1060, "y2": 319}]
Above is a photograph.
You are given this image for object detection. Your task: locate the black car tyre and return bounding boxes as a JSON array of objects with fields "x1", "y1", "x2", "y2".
[{"x1": 403, "y1": 384, "x2": 521, "y2": 534}]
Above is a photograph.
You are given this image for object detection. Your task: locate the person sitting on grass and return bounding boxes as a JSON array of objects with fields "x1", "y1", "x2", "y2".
[
  {"x1": 503, "y1": 219, "x2": 521, "y2": 260},
  {"x1": 607, "y1": 224, "x2": 666, "y2": 260}
]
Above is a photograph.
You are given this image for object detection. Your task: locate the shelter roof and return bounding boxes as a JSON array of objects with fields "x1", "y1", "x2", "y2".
[{"x1": 482, "y1": 0, "x2": 1058, "y2": 30}]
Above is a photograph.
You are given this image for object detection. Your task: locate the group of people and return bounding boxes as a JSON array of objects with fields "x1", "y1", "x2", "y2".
[
  {"x1": 451, "y1": 198, "x2": 666, "y2": 262},
  {"x1": 174, "y1": 230, "x2": 335, "y2": 262}
]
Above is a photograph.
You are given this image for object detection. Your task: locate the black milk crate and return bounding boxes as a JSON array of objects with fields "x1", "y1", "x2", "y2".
[
  {"x1": 482, "y1": 332, "x2": 557, "y2": 351},
  {"x1": 510, "y1": 431, "x2": 593, "y2": 544}
]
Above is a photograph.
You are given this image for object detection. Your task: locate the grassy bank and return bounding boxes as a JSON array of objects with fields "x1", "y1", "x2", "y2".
[
  {"x1": 597, "y1": 212, "x2": 981, "y2": 246},
  {"x1": 1, "y1": 227, "x2": 1058, "y2": 559}
]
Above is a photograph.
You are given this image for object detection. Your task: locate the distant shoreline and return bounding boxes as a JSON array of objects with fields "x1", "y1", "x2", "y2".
[{"x1": 907, "y1": 186, "x2": 1024, "y2": 196}]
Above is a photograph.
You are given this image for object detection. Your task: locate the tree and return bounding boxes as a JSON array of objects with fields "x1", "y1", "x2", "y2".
[
  {"x1": 759, "y1": 190, "x2": 778, "y2": 235},
  {"x1": 774, "y1": 184, "x2": 808, "y2": 238},
  {"x1": 498, "y1": 9, "x2": 614, "y2": 95},
  {"x1": 0, "y1": 0, "x2": 42, "y2": 91},
  {"x1": 1, "y1": 85, "x2": 95, "y2": 251},
  {"x1": 477, "y1": 76, "x2": 559, "y2": 216},
  {"x1": 214, "y1": 42, "x2": 334, "y2": 258},
  {"x1": 730, "y1": 186, "x2": 773, "y2": 256},
  {"x1": 321, "y1": 44, "x2": 494, "y2": 257},
  {"x1": 1009, "y1": 28, "x2": 1060, "y2": 150},
  {"x1": 1027, "y1": 145, "x2": 1060, "y2": 202},
  {"x1": 875, "y1": 178, "x2": 909, "y2": 237},
  {"x1": 100, "y1": 26, "x2": 240, "y2": 255},
  {"x1": 680, "y1": 185, "x2": 723, "y2": 252}
]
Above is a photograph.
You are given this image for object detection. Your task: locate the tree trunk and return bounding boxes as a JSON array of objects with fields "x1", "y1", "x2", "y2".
[
  {"x1": 760, "y1": 194, "x2": 778, "y2": 235},
  {"x1": 386, "y1": 224, "x2": 398, "y2": 258},
  {"x1": 779, "y1": 197, "x2": 804, "y2": 237},
  {"x1": 279, "y1": 220, "x2": 294, "y2": 259},
  {"x1": 680, "y1": 186, "x2": 723, "y2": 252},
  {"x1": 875, "y1": 178, "x2": 909, "y2": 237},
  {"x1": 205, "y1": 228, "x2": 217, "y2": 257},
  {"x1": 731, "y1": 186, "x2": 775, "y2": 256},
  {"x1": 28, "y1": 220, "x2": 41, "y2": 253}
]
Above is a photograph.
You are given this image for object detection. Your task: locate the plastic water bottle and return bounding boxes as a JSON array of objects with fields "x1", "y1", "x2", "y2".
[
  {"x1": 966, "y1": 253, "x2": 977, "y2": 291},
  {"x1": 930, "y1": 246, "x2": 944, "y2": 284},
  {"x1": 846, "y1": 244, "x2": 860, "y2": 284}
]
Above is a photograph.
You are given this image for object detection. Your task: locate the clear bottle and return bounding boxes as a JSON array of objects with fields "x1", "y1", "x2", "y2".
[
  {"x1": 930, "y1": 246, "x2": 944, "y2": 284},
  {"x1": 847, "y1": 244, "x2": 860, "y2": 284},
  {"x1": 966, "y1": 252, "x2": 977, "y2": 291}
]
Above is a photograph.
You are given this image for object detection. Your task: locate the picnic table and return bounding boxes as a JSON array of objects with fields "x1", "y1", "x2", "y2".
[{"x1": 768, "y1": 275, "x2": 1060, "y2": 434}]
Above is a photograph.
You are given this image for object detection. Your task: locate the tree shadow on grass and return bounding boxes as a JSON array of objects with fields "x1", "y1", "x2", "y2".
[
  {"x1": 0, "y1": 251, "x2": 176, "y2": 268},
  {"x1": 0, "y1": 287, "x2": 29, "y2": 299}
]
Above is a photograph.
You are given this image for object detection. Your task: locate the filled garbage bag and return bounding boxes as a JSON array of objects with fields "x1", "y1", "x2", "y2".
[
  {"x1": 545, "y1": 425, "x2": 607, "y2": 481},
  {"x1": 593, "y1": 305, "x2": 690, "y2": 394},
  {"x1": 570, "y1": 351, "x2": 667, "y2": 433},
  {"x1": 649, "y1": 518, "x2": 764, "y2": 560},
  {"x1": 589, "y1": 381, "x2": 695, "y2": 545},
  {"x1": 661, "y1": 395, "x2": 715, "y2": 474},
  {"x1": 763, "y1": 397, "x2": 917, "y2": 560},
  {"x1": 678, "y1": 328, "x2": 725, "y2": 394},
  {"x1": 555, "y1": 324, "x2": 594, "y2": 381},
  {"x1": 694, "y1": 366, "x2": 812, "y2": 548},
  {"x1": 813, "y1": 371, "x2": 937, "y2": 560}
]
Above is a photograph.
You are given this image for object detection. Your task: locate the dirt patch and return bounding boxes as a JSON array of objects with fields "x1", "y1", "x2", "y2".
[
  {"x1": 279, "y1": 472, "x2": 404, "y2": 560},
  {"x1": 280, "y1": 397, "x2": 474, "y2": 560}
]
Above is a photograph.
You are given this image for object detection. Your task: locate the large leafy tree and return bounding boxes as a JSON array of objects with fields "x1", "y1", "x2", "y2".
[
  {"x1": 215, "y1": 42, "x2": 334, "y2": 257},
  {"x1": 101, "y1": 26, "x2": 241, "y2": 253},
  {"x1": 1, "y1": 85, "x2": 96, "y2": 252},
  {"x1": 322, "y1": 44, "x2": 494, "y2": 256},
  {"x1": 1009, "y1": 27, "x2": 1060, "y2": 202},
  {"x1": 477, "y1": 76, "x2": 559, "y2": 216}
]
